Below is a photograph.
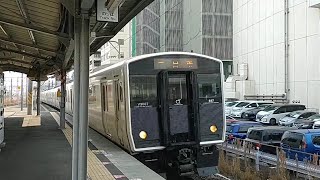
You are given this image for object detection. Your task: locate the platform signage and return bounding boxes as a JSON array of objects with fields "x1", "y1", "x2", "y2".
[
  {"x1": 96, "y1": 0, "x2": 119, "y2": 22},
  {"x1": 57, "y1": 89, "x2": 61, "y2": 97}
]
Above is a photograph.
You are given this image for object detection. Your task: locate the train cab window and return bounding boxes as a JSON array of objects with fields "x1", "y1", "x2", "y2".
[
  {"x1": 168, "y1": 74, "x2": 187, "y2": 105},
  {"x1": 197, "y1": 74, "x2": 221, "y2": 103},
  {"x1": 129, "y1": 75, "x2": 157, "y2": 107}
]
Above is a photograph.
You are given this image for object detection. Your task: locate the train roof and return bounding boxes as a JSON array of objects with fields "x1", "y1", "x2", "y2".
[{"x1": 89, "y1": 52, "x2": 222, "y2": 79}]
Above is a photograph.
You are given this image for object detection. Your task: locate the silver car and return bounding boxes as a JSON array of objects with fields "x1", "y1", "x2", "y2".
[{"x1": 279, "y1": 111, "x2": 317, "y2": 127}]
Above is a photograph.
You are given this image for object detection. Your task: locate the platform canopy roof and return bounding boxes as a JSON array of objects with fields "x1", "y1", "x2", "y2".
[{"x1": 0, "y1": 0, "x2": 153, "y2": 80}]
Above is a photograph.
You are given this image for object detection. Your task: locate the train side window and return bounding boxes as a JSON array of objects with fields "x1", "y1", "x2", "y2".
[
  {"x1": 102, "y1": 85, "x2": 106, "y2": 111},
  {"x1": 107, "y1": 82, "x2": 114, "y2": 112},
  {"x1": 70, "y1": 89, "x2": 73, "y2": 104},
  {"x1": 119, "y1": 85, "x2": 123, "y2": 102}
]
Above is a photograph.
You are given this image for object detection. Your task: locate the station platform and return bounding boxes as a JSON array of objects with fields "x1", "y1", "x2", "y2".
[
  {"x1": 0, "y1": 106, "x2": 72, "y2": 180},
  {"x1": 0, "y1": 105, "x2": 164, "y2": 180},
  {"x1": 43, "y1": 104, "x2": 165, "y2": 180}
]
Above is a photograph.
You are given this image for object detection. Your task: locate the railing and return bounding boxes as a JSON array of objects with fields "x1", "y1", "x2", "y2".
[
  {"x1": 218, "y1": 138, "x2": 320, "y2": 178},
  {"x1": 244, "y1": 94, "x2": 289, "y2": 104}
]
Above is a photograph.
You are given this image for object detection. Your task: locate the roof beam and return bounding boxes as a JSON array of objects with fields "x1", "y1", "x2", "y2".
[
  {"x1": 0, "y1": 16, "x2": 70, "y2": 39},
  {"x1": 0, "y1": 24, "x2": 19, "y2": 49},
  {"x1": 60, "y1": 0, "x2": 75, "y2": 15},
  {"x1": 0, "y1": 65, "x2": 29, "y2": 74},
  {"x1": 0, "y1": 58, "x2": 33, "y2": 65},
  {"x1": 0, "y1": 62, "x2": 32, "y2": 69},
  {"x1": 0, "y1": 36, "x2": 58, "y2": 54},
  {"x1": 16, "y1": 0, "x2": 38, "y2": 49},
  {"x1": 62, "y1": 38, "x2": 74, "y2": 68},
  {"x1": 0, "y1": 47, "x2": 48, "y2": 61}
]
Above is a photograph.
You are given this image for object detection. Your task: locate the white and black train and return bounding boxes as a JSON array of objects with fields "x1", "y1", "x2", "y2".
[{"x1": 42, "y1": 52, "x2": 226, "y2": 178}]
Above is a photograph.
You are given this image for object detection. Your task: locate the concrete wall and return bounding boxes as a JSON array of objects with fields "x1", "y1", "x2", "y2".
[
  {"x1": 233, "y1": 0, "x2": 320, "y2": 109},
  {"x1": 183, "y1": 0, "x2": 202, "y2": 53}
]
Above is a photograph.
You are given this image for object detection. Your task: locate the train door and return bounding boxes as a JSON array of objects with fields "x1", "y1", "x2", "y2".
[
  {"x1": 114, "y1": 80, "x2": 124, "y2": 145},
  {"x1": 158, "y1": 71, "x2": 197, "y2": 146}
]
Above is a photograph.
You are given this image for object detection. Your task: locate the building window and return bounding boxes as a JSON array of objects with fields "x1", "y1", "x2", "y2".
[
  {"x1": 120, "y1": 52, "x2": 124, "y2": 58},
  {"x1": 94, "y1": 53, "x2": 101, "y2": 58},
  {"x1": 94, "y1": 60, "x2": 101, "y2": 67},
  {"x1": 118, "y1": 39, "x2": 124, "y2": 45}
]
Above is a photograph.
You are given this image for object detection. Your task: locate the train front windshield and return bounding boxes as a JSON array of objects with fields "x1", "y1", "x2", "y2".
[{"x1": 129, "y1": 54, "x2": 224, "y2": 149}]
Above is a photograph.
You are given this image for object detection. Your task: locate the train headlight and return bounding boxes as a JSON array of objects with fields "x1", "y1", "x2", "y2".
[
  {"x1": 210, "y1": 125, "x2": 217, "y2": 133},
  {"x1": 139, "y1": 131, "x2": 147, "y2": 140}
]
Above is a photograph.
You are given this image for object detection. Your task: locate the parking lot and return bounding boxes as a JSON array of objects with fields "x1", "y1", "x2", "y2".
[{"x1": 225, "y1": 101, "x2": 320, "y2": 165}]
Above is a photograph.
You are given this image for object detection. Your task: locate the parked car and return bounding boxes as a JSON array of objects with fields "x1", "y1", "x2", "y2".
[
  {"x1": 226, "y1": 115, "x2": 239, "y2": 125},
  {"x1": 281, "y1": 129, "x2": 320, "y2": 161},
  {"x1": 226, "y1": 115, "x2": 239, "y2": 135},
  {"x1": 293, "y1": 114, "x2": 320, "y2": 129},
  {"x1": 231, "y1": 101, "x2": 274, "y2": 118},
  {"x1": 225, "y1": 101, "x2": 242, "y2": 116},
  {"x1": 279, "y1": 111, "x2": 317, "y2": 127},
  {"x1": 242, "y1": 104, "x2": 273, "y2": 120},
  {"x1": 246, "y1": 126, "x2": 295, "y2": 154},
  {"x1": 313, "y1": 120, "x2": 320, "y2": 129},
  {"x1": 256, "y1": 104, "x2": 306, "y2": 125},
  {"x1": 226, "y1": 122, "x2": 263, "y2": 142}
]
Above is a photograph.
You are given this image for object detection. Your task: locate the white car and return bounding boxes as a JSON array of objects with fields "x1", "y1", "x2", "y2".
[
  {"x1": 230, "y1": 101, "x2": 274, "y2": 118},
  {"x1": 278, "y1": 111, "x2": 317, "y2": 127},
  {"x1": 256, "y1": 104, "x2": 306, "y2": 125},
  {"x1": 313, "y1": 121, "x2": 320, "y2": 129},
  {"x1": 225, "y1": 101, "x2": 242, "y2": 116}
]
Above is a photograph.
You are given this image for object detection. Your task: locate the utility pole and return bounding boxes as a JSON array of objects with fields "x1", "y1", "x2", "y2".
[
  {"x1": 10, "y1": 78, "x2": 12, "y2": 105},
  {"x1": 21, "y1": 73, "x2": 23, "y2": 111},
  {"x1": 27, "y1": 79, "x2": 33, "y2": 115}
]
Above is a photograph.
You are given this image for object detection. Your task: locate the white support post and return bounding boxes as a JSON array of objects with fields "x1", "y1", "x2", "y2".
[
  {"x1": 36, "y1": 78, "x2": 40, "y2": 116},
  {"x1": 78, "y1": 14, "x2": 90, "y2": 180},
  {"x1": 72, "y1": 15, "x2": 81, "y2": 180}
]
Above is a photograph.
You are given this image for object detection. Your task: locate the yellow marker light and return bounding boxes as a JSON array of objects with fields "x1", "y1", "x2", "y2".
[
  {"x1": 139, "y1": 131, "x2": 147, "y2": 140},
  {"x1": 210, "y1": 125, "x2": 217, "y2": 133}
]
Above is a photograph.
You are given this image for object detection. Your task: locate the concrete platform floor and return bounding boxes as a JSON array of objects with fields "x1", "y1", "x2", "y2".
[{"x1": 0, "y1": 107, "x2": 72, "y2": 180}]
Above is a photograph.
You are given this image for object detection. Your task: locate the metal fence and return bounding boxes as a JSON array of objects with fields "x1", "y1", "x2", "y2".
[{"x1": 218, "y1": 138, "x2": 320, "y2": 179}]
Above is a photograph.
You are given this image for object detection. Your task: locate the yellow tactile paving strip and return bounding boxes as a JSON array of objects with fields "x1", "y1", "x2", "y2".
[
  {"x1": 22, "y1": 116, "x2": 41, "y2": 127},
  {"x1": 51, "y1": 111, "x2": 115, "y2": 180}
]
